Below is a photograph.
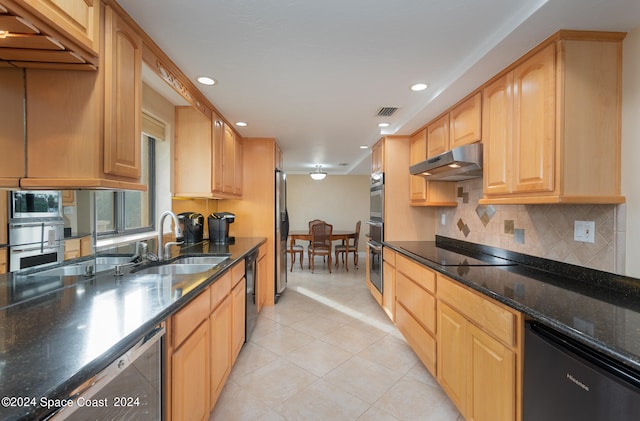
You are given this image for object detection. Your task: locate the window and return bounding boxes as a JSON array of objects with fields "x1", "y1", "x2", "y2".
[{"x1": 96, "y1": 136, "x2": 156, "y2": 236}]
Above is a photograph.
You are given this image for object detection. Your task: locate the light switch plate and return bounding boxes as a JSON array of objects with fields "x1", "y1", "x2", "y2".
[{"x1": 574, "y1": 220, "x2": 595, "y2": 243}]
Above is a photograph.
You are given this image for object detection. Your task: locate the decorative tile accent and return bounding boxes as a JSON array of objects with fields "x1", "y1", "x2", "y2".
[
  {"x1": 514, "y1": 228, "x2": 525, "y2": 244},
  {"x1": 435, "y1": 178, "x2": 622, "y2": 272},
  {"x1": 504, "y1": 220, "x2": 514, "y2": 234},
  {"x1": 475, "y1": 205, "x2": 494, "y2": 226}
]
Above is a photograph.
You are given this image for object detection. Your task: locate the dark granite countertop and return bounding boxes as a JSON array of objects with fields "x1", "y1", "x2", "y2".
[
  {"x1": 384, "y1": 238, "x2": 640, "y2": 373},
  {"x1": 0, "y1": 237, "x2": 265, "y2": 421}
]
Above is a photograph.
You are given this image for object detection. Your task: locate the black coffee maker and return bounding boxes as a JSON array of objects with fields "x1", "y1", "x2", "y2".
[
  {"x1": 177, "y1": 212, "x2": 204, "y2": 244},
  {"x1": 208, "y1": 212, "x2": 235, "y2": 244}
]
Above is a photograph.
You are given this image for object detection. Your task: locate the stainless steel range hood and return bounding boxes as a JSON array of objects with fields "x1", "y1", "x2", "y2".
[{"x1": 410, "y1": 143, "x2": 482, "y2": 181}]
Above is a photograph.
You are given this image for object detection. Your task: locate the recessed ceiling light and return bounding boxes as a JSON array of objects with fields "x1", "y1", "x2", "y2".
[
  {"x1": 410, "y1": 83, "x2": 428, "y2": 92},
  {"x1": 378, "y1": 122, "x2": 390, "y2": 128},
  {"x1": 235, "y1": 121, "x2": 248, "y2": 127},
  {"x1": 360, "y1": 145, "x2": 369, "y2": 149},
  {"x1": 197, "y1": 76, "x2": 216, "y2": 86}
]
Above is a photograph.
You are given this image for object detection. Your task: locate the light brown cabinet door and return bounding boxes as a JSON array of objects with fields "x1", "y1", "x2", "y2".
[
  {"x1": 210, "y1": 296, "x2": 231, "y2": 410},
  {"x1": 468, "y1": 323, "x2": 516, "y2": 421},
  {"x1": 427, "y1": 114, "x2": 450, "y2": 158},
  {"x1": 21, "y1": 0, "x2": 101, "y2": 55},
  {"x1": 0, "y1": 68, "x2": 25, "y2": 185},
  {"x1": 231, "y1": 279, "x2": 246, "y2": 363},
  {"x1": 483, "y1": 73, "x2": 513, "y2": 195},
  {"x1": 437, "y1": 302, "x2": 468, "y2": 416},
  {"x1": 450, "y1": 92, "x2": 482, "y2": 149},
  {"x1": 382, "y1": 261, "x2": 395, "y2": 321},
  {"x1": 211, "y1": 116, "x2": 224, "y2": 193},
  {"x1": 222, "y1": 124, "x2": 235, "y2": 194},
  {"x1": 512, "y1": 43, "x2": 555, "y2": 194},
  {"x1": 172, "y1": 321, "x2": 209, "y2": 421},
  {"x1": 0, "y1": 249, "x2": 7, "y2": 274},
  {"x1": 409, "y1": 129, "x2": 427, "y2": 203},
  {"x1": 256, "y1": 247, "x2": 267, "y2": 312},
  {"x1": 174, "y1": 107, "x2": 213, "y2": 196},
  {"x1": 103, "y1": 6, "x2": 142, "y2": 179},
  {"x1": 234, "y1": 135, "x2": 243, "y2": 196}
]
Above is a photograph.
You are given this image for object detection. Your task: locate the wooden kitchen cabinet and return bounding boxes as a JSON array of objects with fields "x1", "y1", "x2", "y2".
[
  {"x1": 481, "y1": 31, "x2": 625, "y2": 204},
  {"x1": 103, "y1": 5, "x2": 142, "y2": 179},
  {"x1": 395, "y1": 254, "x2": 437, "y2": 376},
  {"x1": 0, "y1": 248, "x2": 7, "y2": 274},
  {"x1": 63, "y1": 238, "x2": 81, "y2": 260},
  {"x1": 371, "y1": 139, "x2": 384, "y2": 174},
  {"x1": 449, "y1": 92, "x2": 482, "y2": 149},
  {"x1": 0, "y1": 193, "x2": 7, "y2": 246},
  {"x1": 231, "y1": 262, "x2": 246, "y2": 363},
  {"x1": 0, "y1": 68, "x2": 25, "y2": 188},
  {"x1": 382, "y1": 248, "x2": 395, "y2": 321},
  {"x1": 0, "y1": 0, "x2": 100, "y2": 69},
  {"x1": 437, "y1": 274, "x2": 521, "y2": 421},
  {"x1": 427, "y1": 114, "x2": 449, "y2": 158},
  {"x1": 175, "y1": 108, "x2": 243, "y2": 199},
  {"x1": 209, "y1": 294, "x2": 231, "y2": 411},
  {"x1": 255, "y1": 244, "x2": 267, "y2": 312},
  {"x1": 21, "y1": 3, "x2": 145, "y2": 190},
  {"x1": 172, "y1": 320, "x2": 210, "y2": 421},
  {"x1": 409, "y1": 129, "x2": 457, "y2": 207}
]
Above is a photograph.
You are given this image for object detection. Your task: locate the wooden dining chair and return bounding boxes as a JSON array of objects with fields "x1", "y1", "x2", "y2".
[
  {"x1": 288, "y1": 238, "x2": 304, "y2": 271},
  {"x1": 307, "y1": 219, "x2": 325, "y2": 265},
  {"x1": 335, "y1": 220, "x2": 361, "y2": 270},
  {"x1": 309, "y1": 221, "x2": 333, "y2": 273}
]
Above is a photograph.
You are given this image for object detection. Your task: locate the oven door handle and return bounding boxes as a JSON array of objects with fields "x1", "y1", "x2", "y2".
[{"x1": 367, "y1": 241, "x2": 383, "y2": 252}]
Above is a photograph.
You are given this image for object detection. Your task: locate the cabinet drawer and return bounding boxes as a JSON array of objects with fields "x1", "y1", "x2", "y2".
[
  {"x1": 210, "y1": 271, "x2": 231, "y2": 311},
  {"x1": 172, "y1": 290, "x2": 210, "y2": 348},
  {"x1": 437, "y1": 275, "x2": 516, "y2": 347},
  {"x1": 396, "y1": 254, "x2": 436, "y2": 293},
  {"x1": 231, "y1": 261, "x2": 245, "y2": 287},
  {"x1": 396, "y1": 302, "x2": 437, "y2": 376},
  {"x1": 396, "y1": 272, "x2": 436, "y2": 334},
  {"x1": 383, "y1": 249, "x2": 396, "y2": 265}
]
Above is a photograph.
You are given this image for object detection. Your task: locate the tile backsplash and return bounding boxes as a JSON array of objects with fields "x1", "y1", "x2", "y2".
[{"x1": 437, "y1": 179, "x2": 625, "y2": 273}]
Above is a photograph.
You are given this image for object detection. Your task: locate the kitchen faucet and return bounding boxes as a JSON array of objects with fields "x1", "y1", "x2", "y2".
[{"x1": 158, "y1": 211, "x2": 184, "y2": 261}]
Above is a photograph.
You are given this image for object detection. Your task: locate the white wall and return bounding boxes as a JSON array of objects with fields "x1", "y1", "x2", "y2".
[
  {"x1": 286, "y1": 174, "x2": 369, "y2": 249},
  {"x1": 622, "y1": 26, "x2": 640, "y2": 277}
]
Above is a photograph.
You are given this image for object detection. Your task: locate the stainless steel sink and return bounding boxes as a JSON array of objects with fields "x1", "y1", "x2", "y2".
[
  {"x1": 95, "y1": 256, "x2": 135, "y2": 266},
  {"x1": 172, "y1": 256, "x2": 229, "y2": 266},
  {"x1": 31, "y1": 264, "x2": 93, "y2": 277},
  {"x1": 135, "y1": 263, "x2": 216, "y2": 276}
]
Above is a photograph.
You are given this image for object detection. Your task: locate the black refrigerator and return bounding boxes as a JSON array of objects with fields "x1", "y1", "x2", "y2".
[{"x1": 275, "y1": 169, "x2": 288, "y2": 302}]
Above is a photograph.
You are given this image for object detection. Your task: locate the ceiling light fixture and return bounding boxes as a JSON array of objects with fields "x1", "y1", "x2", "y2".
[
  {"x1": 410, "y1": 83, "x2": 428, "y2": 92},
  {"x1": 309, "y1": 165, "x2": 327, "y2": 181},
  {"x1": 377, "y1": 122, "x2": 390, "y2": 128},
  {"x1": 235, "y1": 121, "x2": 247, "y2": 127},
  {"x1": 197, "y1": 76, "x2": 216, "y2": 86},
  {"x1": 360, "y1": 145, "x2": 369, "y2": 149}
]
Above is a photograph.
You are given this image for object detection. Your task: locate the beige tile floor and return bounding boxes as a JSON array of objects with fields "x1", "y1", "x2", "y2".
[{"x1": 209, "y1": 255, "x2": 463, "y2": 421}]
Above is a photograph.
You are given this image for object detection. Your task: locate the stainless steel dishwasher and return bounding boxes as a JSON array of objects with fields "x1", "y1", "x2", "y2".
[
  {"x1": 49, "y1": 326, "x2": 165, "y2": 420},
  {"x1": 524, "y1": 321, "x2": 640, "y2": 421}
]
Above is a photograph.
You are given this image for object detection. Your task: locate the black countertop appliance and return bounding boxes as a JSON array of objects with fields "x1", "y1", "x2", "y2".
[
  {"x1": 208, "y1": 212, "x2": 235, "y2": 244},
  {"x1": 178, "y1": 212, "x2": 204, "y2": 244}
]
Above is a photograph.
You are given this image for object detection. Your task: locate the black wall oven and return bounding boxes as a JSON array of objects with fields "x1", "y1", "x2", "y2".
[
  {"x1": 367, "y1": 173, "x2": 384, "y2": 295},
  {"x1": 369, "y1": 174, "x2": 384, "y2": 222}
]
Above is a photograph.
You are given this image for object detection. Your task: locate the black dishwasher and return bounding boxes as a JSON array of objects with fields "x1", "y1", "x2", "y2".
[{"x1": 524, "y1": 321, "x2": 640, "y2": 421}]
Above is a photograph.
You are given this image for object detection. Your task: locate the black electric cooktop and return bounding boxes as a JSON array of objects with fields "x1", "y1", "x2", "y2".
[{"x1": 394, "y1": 241, "x2": 517, "y2": 266}]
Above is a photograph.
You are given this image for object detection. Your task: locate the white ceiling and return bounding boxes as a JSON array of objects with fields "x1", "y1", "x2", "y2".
[{"x1": 118, "y1": 0, "x2": 640, "y2": 176}]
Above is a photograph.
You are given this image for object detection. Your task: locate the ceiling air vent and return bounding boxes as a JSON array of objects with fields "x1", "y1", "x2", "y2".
[{"x1": 376, "y1": 107, "x2": 398, "y2": 117}]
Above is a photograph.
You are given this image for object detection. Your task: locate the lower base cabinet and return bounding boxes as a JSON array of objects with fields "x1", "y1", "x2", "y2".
[
  {"x1": 437, "y1": 274, "x2": 521, "y2": 421},
  {"x1": 168, "y1": 259, "x2": 247, "y2": 421},
  {"x1": 172, "y1": 322, "x2": 209, "y2": 421}
]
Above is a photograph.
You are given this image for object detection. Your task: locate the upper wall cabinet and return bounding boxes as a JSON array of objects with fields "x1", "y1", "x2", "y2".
[
  {"x1": 481, "y1": 31, "x2": 625, "y2": 204},
  {"x1": 426, "y1": 92, "x2": 482, "y2": 158},
  {"x1": 103, "y1": 5, "x2": 141, "y2": 179},
  {"x1": 0, "y1": 67, "x2": 25, "y2": 188},
  {"x1": 20, "y1": 2, "x2": 145, "y2": 190},
  {"x1": 409, "y1": 129, "x2": 457, "y2": 207},
  {"x1": 174, "y1": 107, "x2": 243, "y2": 199},
  {"x1": 0, "y1": 0, "x2": 100, "y2": 69}
]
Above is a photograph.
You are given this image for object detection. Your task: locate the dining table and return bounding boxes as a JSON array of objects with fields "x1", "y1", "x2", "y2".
[{"x1": 288, "y1": 229, "x2": 358, "y2": 271}]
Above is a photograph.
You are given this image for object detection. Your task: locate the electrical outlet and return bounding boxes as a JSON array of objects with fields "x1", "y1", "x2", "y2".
[
  {"x1": 441, "y1": 213, "x2": 446, "y2": 225},
  {"x1": 574, "y1": 220, "x2": 595, "y2": 243}
]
